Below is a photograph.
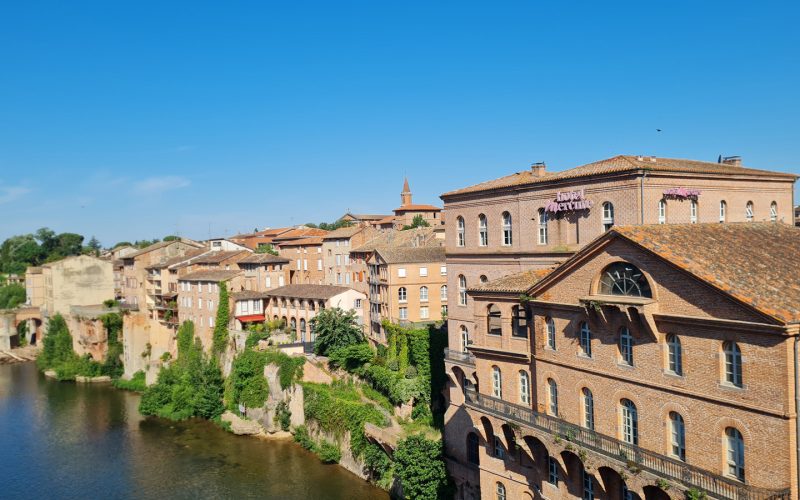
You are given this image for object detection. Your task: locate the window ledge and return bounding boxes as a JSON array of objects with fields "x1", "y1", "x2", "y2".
[
  {"x1": 663, "y1": 370, "x2": 685, "y2": 380},
  {"x1": 719, "y1": 382, "x2": 746, "y2": 392},
  {"x1": 577, "y1": 353, "x2": 594, "y2": 361},
  {"x1": 616, "y1": 362, "x2": 635, "y2": 370}
]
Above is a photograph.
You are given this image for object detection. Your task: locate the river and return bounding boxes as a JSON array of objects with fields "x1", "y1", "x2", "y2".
[{"x1": 0, "y1": 363, "x2": 389, "y2": 500}]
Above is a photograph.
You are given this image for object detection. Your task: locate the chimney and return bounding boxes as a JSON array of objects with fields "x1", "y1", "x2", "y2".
[
  {"x1": 530, "y1": 162, "x2": 546, "y2": 177},
  {"x1": 720, "y1": 155, "x2": 742, "y2": 166}
]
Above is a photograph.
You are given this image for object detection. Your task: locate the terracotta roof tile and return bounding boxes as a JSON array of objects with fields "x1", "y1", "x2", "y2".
[
  {"x1": 237, "y1": 253, "x2": 290, "y2": 264},
  {"x1": 179, "y1": 270, "x2": 242, "y2": 282},
  {"x1": 469, "y1": 268, "x2": 554, "y2": 293},
  {"x1": 263, "y1": 284, "x2": 354, "y2": 300},
  {"x1": 374, "y1": 246, "x2": 445, "y2": 264}
]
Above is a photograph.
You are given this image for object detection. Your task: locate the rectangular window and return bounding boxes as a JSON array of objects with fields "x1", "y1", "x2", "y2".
[
  {"x1": 296, "y1": 259, "x2": 301, "y2": 270},
  {"x1": 398, "y1": 268, "x2": 406, "y2": 278},
  {"x1": 420, "y1": 306, "x2": 429, "y2": 319},
  {"x1": 317, "y1": 259, "x2": 322, "y2": 271},
  {"x1": 303, "y1": 259, "x2": 308, "y2": 271},
  {"x1": 345, "y1": 274, "x2": 351, "y2": 285},
  {"x1": 336, "y1": 255, "x2": 341, "y2": 265},
  {"x1": 399, "y1": 307, "x2": 408, "y2": 320},
  {"x1": 344, "y1": 255, "x2": 350, "y2": 265},
  {"x1": 355, "y1": 299, "x2": 362, "y2": 308},
  {"x1": 548, "y1": 456, "x2": 559, "y2": 485},
  {"x1": 419, "y1": 267, "x2": 428, "y2": 277},
  {"x1": 279, "y1": 276, "x2": 285, "y2": 286},
  {"x1": 266, "y1": 276, "x2": 272, "y2": 288},
  {"x1": 197, "y1": 298, "x2": 203, "y2": 309},
  {"x1": 583, "y1": 471, "x2": 594, "y2": 500},
  {"x1": 440, "y1": 265, "x2": 447, "y2": 276},
  {"x1": 209, "y1": 317, "x2": 214, "y2": 327},
  {"x1": 208, "y1": 300, "x2": 213, "y2": 311}
]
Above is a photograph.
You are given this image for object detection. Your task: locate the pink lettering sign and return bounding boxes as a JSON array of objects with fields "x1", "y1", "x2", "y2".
[
  {"x1": 663, "y1": 187, "x2": 701, "y2": 199},
  {"x1": 545, "y1": 189, "x2": 594, "y2": 213}
]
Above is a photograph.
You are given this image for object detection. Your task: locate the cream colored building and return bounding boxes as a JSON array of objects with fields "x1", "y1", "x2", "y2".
[
  {"x1": 177, "y1": 269, "x2": 243, "y2": 350},
  {"x1": 24, "y1": 266, "x2": 45, "y2": 308},
  {"x1": 321, "y1": 225, "x2": 378, "y2": 287},
  {"x1": 40, "y1": 255, "x2": 115, "y2": 318}
]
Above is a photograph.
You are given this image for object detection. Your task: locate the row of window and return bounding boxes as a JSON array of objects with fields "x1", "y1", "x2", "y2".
[
  {"x1": 295, "y1": 259, "x2": 323, "y2": 271},
  {"x1": 179, "y1": 281, "x2": 219, "y2": 293},
  {"x1": 180, "y1": 296, "x2": 215, "y2": 311},
  {"x1": 398, "y1": 285, "x2": 447, "y2": 302},
  {"x1": 455, "y1": 212, "x2": 513, "y2": 247},
  {"x1": 544, "y1": 318, "x2": 744, "y2": 386},
  {"x1": 396, "y1": 266, "x2": 446, "y2": 278},
  {"x1": 658, "y1": 199, "x2": 777, "y2": 224}
]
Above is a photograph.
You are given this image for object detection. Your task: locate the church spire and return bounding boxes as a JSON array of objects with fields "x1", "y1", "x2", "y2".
[{"x1": 401, "y1": 177, "x2": 412, "y2": 206}]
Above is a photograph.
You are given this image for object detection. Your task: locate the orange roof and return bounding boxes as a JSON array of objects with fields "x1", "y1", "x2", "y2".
[
  {"x1": 469, "y1": 268, "x2": 554, "y2": 294},
  {"x1": 271, "y1": 227, "x2": 329, "y2": 242},
  {"x1": 442, "y1": 155, "x2": 798, "y2": 198},
  {"x1": 277, "y1": 236, "x2": 325, "y2": 247}
]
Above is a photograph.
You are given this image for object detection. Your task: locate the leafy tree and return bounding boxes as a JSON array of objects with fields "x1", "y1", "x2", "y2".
[
  {"x1": 55, "y1": 233, "x2": 84, "y2": 257},
  {"x1": 312, "y1": 307, "x2": 365, "y2": 356},
  {"x1": 305, "y1": 220, "x2": 353, "y2": 231},
  {"x1": 212, "y1": 282, "x2": 230, "y2": 356},
  {"x1": 162, "y1": 235, "x2": 179, "y2": 241},
  {"x1": 402, "y1": 214, "x2": 431, "y2": 230},
  {"x1": 113, "y1": 241, "x2": 132, "y2": 249},
  {"x1": 86, "y1": 236, "x2": 102, "y2": 253},
  {"x1": 394, "y1": 435, "x2": 449, "y2": 500},
  {"x1": 0, "y1": 284, "x2": 26, "y2": 309},
  {"x1": 255, "y1": 244, "x2": 279, "y2": 255},
  {"x1": 37, "y1": 314, "x2": 76, "y2": 370}
]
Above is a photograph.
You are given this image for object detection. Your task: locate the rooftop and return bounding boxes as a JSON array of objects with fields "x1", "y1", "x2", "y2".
[
  {"x1": 442, "y1": 155, "x2": 798, "y2": 198},
  {"x1": 322, "y1": 225, "x2": 366, "y2": 239},
  {"x1": 278, "y1": 236, "x2": 325, "y2": 247},
  {"x1": 237, "y1": 253, "x2": 290, "y2": 264},
  {"x1": 470, "y1": 268, "x2": 554, "y2": 293},
  {"x1": 263, "y1": 284, "x2": 354, "y2": 300},
  {"x1": 123, "y1": 239, "x2": 203, "y2": 259},
  {"x1": 351, "y1": 227, "x2": 443, "y2": 254},
  {"x1": 394, "y1": 204, "x2": 442, "y2": 212},
  {"x1": 178, "y1": 269, "x2": 241, "y2": 282},
  {"x1": 231, "y1": 290, "x2": 272, "y2": 300},
  {"x1": 374, "y1": 246, "x2": 446, "y2": 264}
]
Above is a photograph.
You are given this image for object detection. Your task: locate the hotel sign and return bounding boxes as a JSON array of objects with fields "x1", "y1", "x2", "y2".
[
  {"x1": 663, "y1": 187, "x2": 701, "y2": 200},
  {"x1": 545, "y1": 189, "x2": 593, "y2": 213}
]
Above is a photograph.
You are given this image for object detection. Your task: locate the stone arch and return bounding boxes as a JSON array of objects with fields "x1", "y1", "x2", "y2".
[
  {"x1": 477, "y1": 415, "x2": 494, "y2": 444},
  {"x1": 522, "y1": 434, "x2": 550, "y2": 466},
  {"x1": 598, "y1": 466, "x2": 641, "y2": 500},
  {"x1": 559, "y1": 449, "x2": 586, "y2": 498},
  {"x1": 588, "y1": 256, "x2": 660, "y2": 301},
  {"x1": 643, "y1": 485, "x2": 672, "y2": 500}
]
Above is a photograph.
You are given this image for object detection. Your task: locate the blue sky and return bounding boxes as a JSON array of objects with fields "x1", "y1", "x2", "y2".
[{"x1": 1, "y1": 1, "x2": 798, "y2": 245}]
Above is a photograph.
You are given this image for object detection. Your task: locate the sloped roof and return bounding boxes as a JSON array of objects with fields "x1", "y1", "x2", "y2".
[
  {"x1": 469, "y1": 268, "x2": 554, "y2": 293},
  {"x1": 394, "y1": 204, "x2": 441, "y2": 212},
  {"x1": 231, "y1": 291, "x2": 272, "y2": 300},
  {"x1": 351, "y1": 227, "x2": 442, "y2": 254},
  {"x1": 343, "y1": 213, "x2": 392, "y2": 221},
  {"x1": 271, "y1": 227, "x2": 329, "y2": 242},
  {"x1": 322, "y1": 226, "x2": 365, "y2": 240},
  {"x1": 278, "y1": 236, "x2": 325, "y2": 247},
  {"x1": 263, "y1": 284, "x2": 354, "y2": 300},
  {"x1": 123, "y1": 239, "x2": 203, "y2": 259},
  {"x1": 178, "y1": 269, "x2": 241, "y2": 282},
  {"x1": 442, "y1": 155, "x2": 798, "y2": 198},
  {"x1": 237, "y1": 253, "x2": 290, "y2": 264},
  {"x1": 374, "y1": 246, "x2": 446, "y2": 264}
]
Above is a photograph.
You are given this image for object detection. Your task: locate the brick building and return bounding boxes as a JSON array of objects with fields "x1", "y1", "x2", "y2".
[
  {"x1": 321, "y1": 225, "x2": 378, "y2": 287},
  {"x1": 445, "y1": 223, "x2": 800, "y2": 500},
  {"x1": 177, "y1": 269, "x2": 243, "y2": 349}
]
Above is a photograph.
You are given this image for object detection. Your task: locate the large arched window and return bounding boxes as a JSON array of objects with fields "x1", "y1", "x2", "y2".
[
  {"x1": 582, "y1": 387, "x2": 595, "y2": 430},
  {"x1": 719, "y1": 200, "x2": 727, "y2": 222},
  {"x1": 725, "y1": 427, "x2": 745, "y2": 481},
  {"x1": 667, "y1": 334, "x2": 682, "y2": 375},
  {"x1": 547, "y1": 378, "x2": 558, "y2": 415},
  {"x1": 619, "y1": 327, "x2": 634, "y2": 366},
  {"x1": 496, "y1": 482, "x2": 506, "y2": 500},
  {"x1": 456, "y1": 216, "x2": 465, "y2": 246},
  {"x1": 492, "y1": 366, "x2": 502, "y2": 398},
  {"x1": 745, "y1": 201, "x2": 754, "y2": 222},
  {"x1": 398, "y1": 287, "x2": 407, "y2": 302},
  {"x1": 487, "y1": 304, "x2": 502, "y2": 335},
  {"x1": 579, "y1": 321, "x2": 592, "y2": 357},
  {"x1": 458, "y1": 275, "x2": 467, "y2": 306},
  {"x1": 300, "y1": 318, "x2": 307, "y2": 336},
  {"x1": 467, "y1": 432, "x2": 480, "y2": 465},
  {"x1": 538, "y1": 208, "x2": 548, "y2": 245},
  {"x1": 669, "y1": 412, "x2": 686, "y2": 461},
  {"x1": 545, "y1": 317, "x2": 556, "y2": 349},
  {"x1": 723, "y1": 341, "x2": 743, "y2": 387},
  {"x1": 501, "y1": 212, "x2": 513, "y2": 246},
  {"x1": 419, "y1": 286, "x2": 428, "y2": 302},
  {"x1": 599, "y1": 262, "x2": 652, "y2": 297},
  {"x1": 478, "y1": 214, "x2": 488, "y2": 246},
  {"x1": 770, "y1": 201, "x2": 778, "y2": 222},
  {"x1": 690, "y1": 200, "x2": 698, "y2": 223},
  {"x1": 519, "y1": 370, "x2": 530, "y2": 405},
  {"x1": 460, "y1": 325, "x2": 469, "y2": 353},
  {"x1": 602, "y1": 202, "x2": 615, "y2": 231},
  {"x1": 658, "y1": 199, "x2": 666, "y2": 224},
  {"x1": 493, "y1": 435, "x2": 505, "y2": 459},
  {"x1": 620, "y1": 399, "x2": 638, "y2": 445},
  {"x1": 290, "y1": 317, "x2": 297, "y2": 330},
  {"x1": 512, "y1": 305, "x2": 528, "y2": 338}
]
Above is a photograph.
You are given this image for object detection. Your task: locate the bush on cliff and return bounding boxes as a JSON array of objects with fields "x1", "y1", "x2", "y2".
[
  {"x1": 394, "y1": 434, "x2": 450, "y2": 500},
  {"x1": 311, "y1": 307, "x2": 365, "y2": 356},
  {"x1": 36, "y1": 313, "x2": 107, "y2": 380}
]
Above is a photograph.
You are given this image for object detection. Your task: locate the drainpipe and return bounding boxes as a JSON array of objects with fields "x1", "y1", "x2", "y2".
[
  {"x1": 794, "y1": 336, "x2": 800, "y2": 496},
  {"x1": 639, "y1": 169, "x2": 648, "y2": 225}
]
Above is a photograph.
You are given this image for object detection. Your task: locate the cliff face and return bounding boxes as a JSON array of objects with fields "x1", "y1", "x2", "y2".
[{"x1": 245, "y1": 364, "x2": 304, "y2": 433}]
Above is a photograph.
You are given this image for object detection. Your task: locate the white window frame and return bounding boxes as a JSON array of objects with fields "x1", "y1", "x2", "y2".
[
  {"x1": 547, "y1": 378, "x2": 558, "y2": 415},
  {"x1": 658, "y1": 199, "x2": 666, "y2": 224},
  {"x1": 419, "y1": 286, "x2": 428, "y2": 302},
  {"x1": 501, "y1": 212, "x2": 512, "y2": 246},
  {"x1": 690, "y1": 200, "x2": 698, "y2": 223},
  {"x1": 492, "y1": 366, "x2": 502, "y2": 398},
  {"x1": 456, "y1": 217, "x2": 465, "y2": 247},
  {"x1": 519, "y1": 371, "x2": 530, "y2": 405},
  {"x1": 538, "y1": 208, "x2": 548, "y2": 244},
  {"x1": 478, "y1": 215, "x2": 488, "y2": 247},
  {"x1": 745, "y1": 201, "x2": 754, "y2": 222},
  {"x1": 419, "y1": 267, "x2": 428, "y2": 277},
  {"x1": 398, "y1": 268, "x2": 407, "y2": 278}
]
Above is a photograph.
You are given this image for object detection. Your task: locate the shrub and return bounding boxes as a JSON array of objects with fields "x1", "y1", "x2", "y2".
[
  {"x1": 363, "y1": 442, "x2": 392, "y2": 481},
  {"x1": 312, "y1": 308, "x2": 365, "y2": 356},
  {"x1": 263, "y1": 350, "x2": 305, "y2": 390},
  {"x1": 394, "y1": 435, "x2": 449, "y2": 500},
  {"x1": 226, "y1": 350, "x2": 270, "y2": 409},
  {"x1": 317, "y1": 440, "x2": 342, "y2": 464},
  {"x1": 113, "y1": 371, "x2": 147, "y2": 392},
  {"x1": 275, "y1": 400, "x2": 292, "y2": 431},
  {"x1": 328, "y1": 343, "x2": 373, "y2": 372},
  {"x1": 293, "y1": 425, "x2": 315, "y2": 451},
  {"x1": 212, "y1": 282, "x2": 230, "y2": 356}
]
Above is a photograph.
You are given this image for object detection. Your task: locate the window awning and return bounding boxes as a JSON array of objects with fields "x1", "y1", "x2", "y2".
[{"x1": 237, "y1": 314, "x2": 265, "y2": 323}]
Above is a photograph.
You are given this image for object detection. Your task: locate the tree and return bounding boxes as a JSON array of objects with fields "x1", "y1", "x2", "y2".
[
  {"x1": 402, "y1": 214, "x2": 430, "y2": 230},
  {"x1": 113, "y1": 241, "x2": 132, "y2": 249},
  {"x1": 312, "y1": 307, "x2": 365, "y2": 356},
  {"x1": 55, "y1": 233, "x2": 84, "y2": 257},
  {"x1": 86, "y1": 236, "x2": 102, "y2": 256},
  {"x1": 394, "y1": 435, "x2": 449, "y2": 500},
  {"x1": 162, "y1": 235, "x2": 180, "y2": 241},
  {"x1": 212, "y1": 282, "x2": 230, "y2": 356},
  {"x1": 37, "y1": 314, "x2": 75, "y2": 370},
  {"x1": 255, "y1": 244, "x2": 279, "y2": 256},
  {"x1": 0, "y1": 284, "x2": 26, "y2": 309}
]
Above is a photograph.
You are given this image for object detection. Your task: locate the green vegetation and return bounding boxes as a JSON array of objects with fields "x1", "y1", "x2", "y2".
[
  {"x1": 401, "y1": 214, "x2": 431, "y2": 230},
  {"x1": 304, "y1": 220, "x2": 353, "y2": 231},
  {"x1": 212, "y1": 281, "x2": 230, "y2": 356},
  {"x1": 275, "y1": 400, "x2": 292, "y2": 431},
  {"x1": 113, "y1": 371, "x2": 147, "y2": 392},
  {"x1": 264, "y1": 350, "x2": 305, "y2": 390},
  {"x1": 394, "y1": 434, "x2": 449, "y2": 500},
  {"x1": 0, "y1": 283, "x2": 26, "y2": 309},
  {"x1": 226, "y1": 349, "x2": 270, "y2": 409},
  {"x1": 317, "y1": 440, "x2": 342, "y2": 464},
  {"x1": 36, "y1": 313, "x2": 121, "y2": 381},
  {"x1": 99, "y1": 312, "x2": 124, "y2": 379},
  {"x1": 16, "y1": 321, "x2": 28, "y2": 346},
  {"x1": 0, "y1": 228, "x2": 94, "y2": 274},
  {"x1": 255, "y1": 244, "x2": 279, "y2": 255},
  {"x1": 685, "y1": 488, "x2": 708, "y2": 500},
  {"x1": 312, "y1": 307, "x2": 365, "y2": 356},
  {"x1": 139, "y1": 321, "x2": 225, "y2": 420},
  {"x1": 327, "y1": 343, "x2": 373, "y2": 371}
]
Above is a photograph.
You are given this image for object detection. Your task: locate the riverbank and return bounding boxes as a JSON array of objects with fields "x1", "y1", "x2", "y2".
[{"x1": 0, "y1": 344, "x2": 39, "y2": 364}]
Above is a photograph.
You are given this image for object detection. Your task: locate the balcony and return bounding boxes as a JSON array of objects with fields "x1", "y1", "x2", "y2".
[
  {"x1": 463, "y1": 388, "x2": 789, "y2": 500},
  {"x1": 444, "y1": 347, "x2": 475, "y2": 367}
]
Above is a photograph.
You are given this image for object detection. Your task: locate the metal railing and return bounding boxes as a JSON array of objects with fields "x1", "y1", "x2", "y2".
[
  {"x1": 444, "y1": 347, "x2": 476, "y2": 366},
  {"x1": 463, "y1": 388, "x2": 790, "y2": 500}
]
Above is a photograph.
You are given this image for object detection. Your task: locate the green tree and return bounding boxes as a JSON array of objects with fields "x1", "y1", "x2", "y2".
[
  {"x1": 402, "y1": 214, "x2": 430, "y2": 230},
  {"x1": 55, "y1": 233, "x2": 84, "y2": 257},
  {"x1": 37, "y1": 314, "x2": 75, "y2": 370},
  {"x1": 212, "y1": 281, "x2": 230, "y2": 356},
  {"x1": 394, "y1": 435, "x2": 449, "y2": 500},
  {"x1": 0, "y1": 284, "x2": 26, "y2": 309},
  {"x1": 255, "y1": 244, "x2": 279, "y2": 256},
  {"x1": 311, "y1": 307, "x2": 365, "y2": 356},
  {"x1": 162, "y1": 235, "x2": 180, "y2": 241},
  {"x1": 113, "y1": 241, "x2": 132, "y2": 249}
]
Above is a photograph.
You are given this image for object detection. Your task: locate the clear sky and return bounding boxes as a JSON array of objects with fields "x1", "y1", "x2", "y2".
[{"x1": 1, "y1": 1, "x2": 798, "y2": 246}]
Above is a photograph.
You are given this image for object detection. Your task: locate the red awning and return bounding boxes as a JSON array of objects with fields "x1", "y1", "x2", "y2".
[{"x1": 237, "y1": 314, "x2": 265, "y2": 323}]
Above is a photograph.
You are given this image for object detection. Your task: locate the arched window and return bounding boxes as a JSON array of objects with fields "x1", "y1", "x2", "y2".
[
  {"x1": 725, "y1": 427, "x2": 745, "y2": 481},
  {"x1": 538, "y1": 208, "x2": 548, "y2": 244},
  {"x1": 300, "y1": 318, "x2": 307, "y2": 336},
  {"x1": 658, "y1": 199, "x2": 666, "y2": 224},
  {"x1": 602, "y1": 202, "x2": 615, "y2": 231},
  {"x1": 512, "y1": 305, "x2": 528, "y2": 338},
  {"x1": 467, "y1": 432, "x2": 479, "y2": 465},
  {"x1": 667, "y1": 334, "x2": 682, "y2": 375},
  {"x1": 440, "y1": 285, "x2": 447, "y2": 300},
  {"x1": 492, "y1": 366, "x2": 502, "y2": 398},
  {"x1": 478, "y1": 214, "x2": 488, "y2": 246},
  {"x1": 487, "y1": 304, "x2": 502, "y2": 335},
  {"x1": 545, "y1": 317, "x2": 556, "y2": 350},
  {"x1": 460, "y1": 325, "x2": 469, "y2": 353},
  {"x1": 496, "y1": 482, "x2": 506, "y2": 500},
  {"x1": 723, "y1": 341, "x2": 743, "y2": 387},
  {"x1": 456, "y1": 216, "x2": 465, "y2": 246},
  {"x1": 419, "y1": 286, "x2": 428, "y2": 302},
  {"x1": 547, "y1": 378, "x2": 558, "y2": 415},
  {"x1": 620, "y1": 399, "x2": 638, "y2": 445},
  {"x1": 493, "y1": 436, "x2": 505, "y2": 459},
  {"x1": 770, "y1": 201, "x2": 778, "y2": 222},
  {"x1": 619, "y1": 327, "x2": 634, "y2": 366},
  {"x1": 458, "y1": 275, "x2": 467, "y2": 306},
  {"x1": 398, "y1": 287, "x2": 407, "y2": 302},
  {"x1": 599, "y1": 262, "x2": 652, "y2": 297},
  {"x1": 582, "y1": 387, "x2": 595, "y2": 430},
  {"x1": 579, "y1": 321, "x2": 592, "y2": 357},
  {"x1": 719, "y1": 200, "x2": 727, "y2": 222},
  {"x1": 690, "y1": 200, "x2": 698, "y2": 223},
  {"x1": 501, "y1": 212, "x2": 512, "y2": 246},
  {"x1": 745, "y1": 201, "x2": 754, "y2": 222},
  {"x1": 519, "y1": 371, "x2": 530, "y2": 405},
  {"x1": 669, "y1": 412, "x2": 686, "y2": 461},
  {"x1": 290, "y1": 317, "x2": 297, "y2": 330}
]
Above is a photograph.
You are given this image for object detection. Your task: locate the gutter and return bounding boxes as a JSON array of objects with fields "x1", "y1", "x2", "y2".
[
  {"x1": 640, "y1": 168, "x2": 651, "y2": 225},
  {"x1": 795, "y1": 336, "x2": 800, "y2": 495}
]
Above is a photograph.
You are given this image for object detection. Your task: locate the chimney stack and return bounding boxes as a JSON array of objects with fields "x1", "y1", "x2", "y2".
[
  {"x1": 530, "y1": 162, "x2": 546, "y2": 177},
  {"x1": 719, "y1": 155, "x2": 742, "y2": 166}
]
